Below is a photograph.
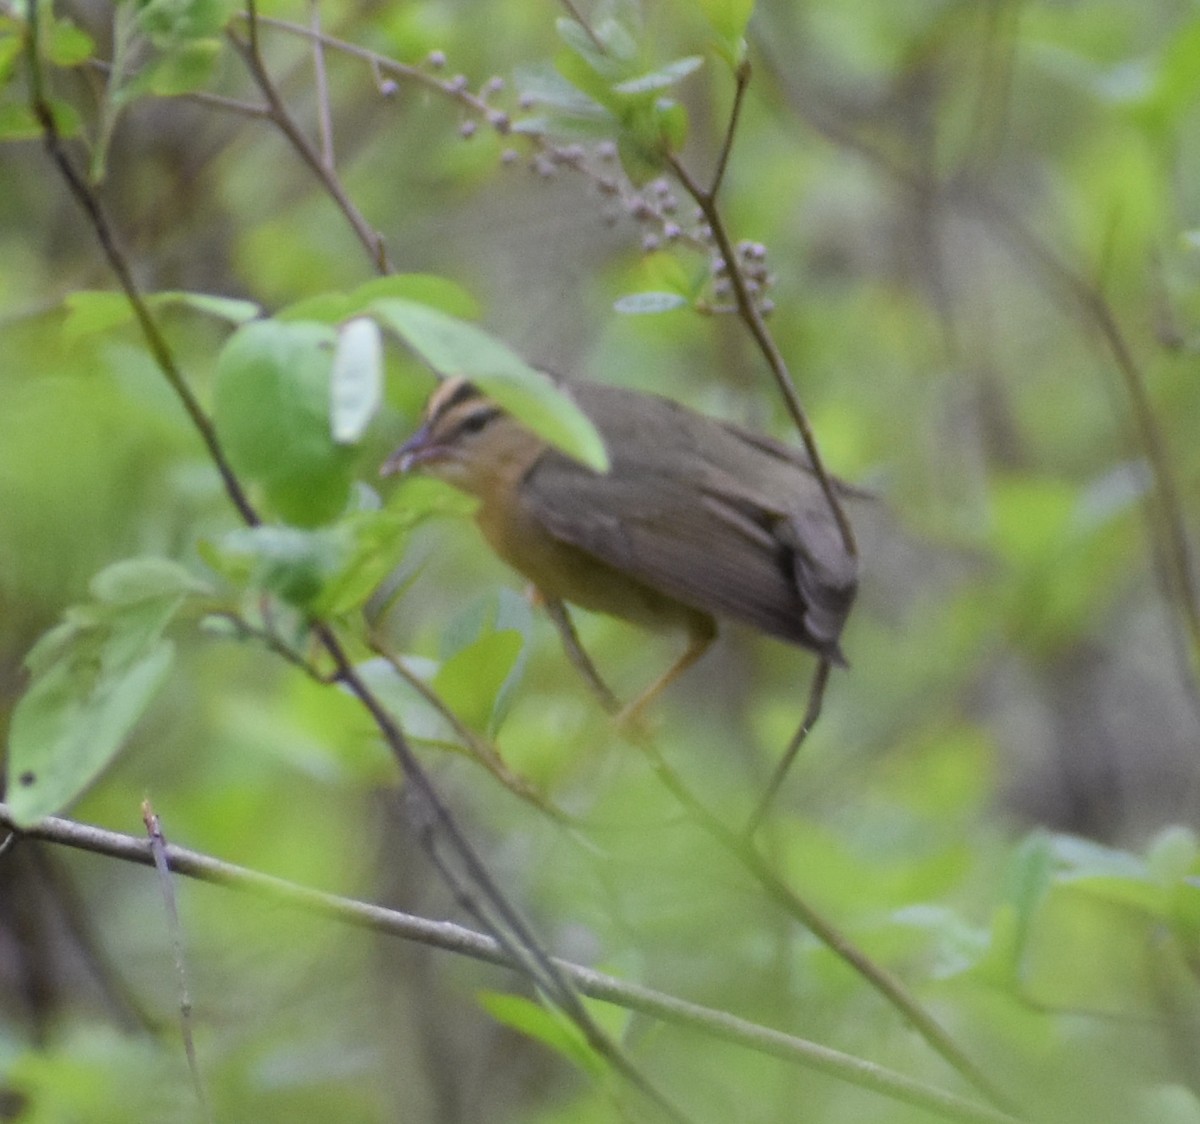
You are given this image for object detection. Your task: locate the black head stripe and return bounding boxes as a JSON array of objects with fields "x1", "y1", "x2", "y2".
[{"x1": 427, "y1": 376, "x2": 483, "y2": 423}]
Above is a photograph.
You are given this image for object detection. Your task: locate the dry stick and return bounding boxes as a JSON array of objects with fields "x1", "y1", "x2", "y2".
[
  {"x1": 142, "y1": 803, "x2": 213, "y2": 1124},
  {"x1": 0, "y1": 805, "x2": 1023, "y2": 1124},
  {"x1": 27, "y1": 41, "x2": 688, "y2": 1124}
]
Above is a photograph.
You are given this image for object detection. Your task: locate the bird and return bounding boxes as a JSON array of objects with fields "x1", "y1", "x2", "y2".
[{"x1": 381, "y1": 375, "x2": 858, "y2": 723}]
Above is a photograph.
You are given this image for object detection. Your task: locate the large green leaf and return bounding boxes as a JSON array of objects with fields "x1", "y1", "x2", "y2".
[
  {"x1": 4, "y1": 557, "x2": 203, "y2": 825},
  {"x1": 371, "y1": 299, "x2": 609, "y2": 471},
  {"x1": 213, "y1": 319, "x2": 357, "y2": 525}
]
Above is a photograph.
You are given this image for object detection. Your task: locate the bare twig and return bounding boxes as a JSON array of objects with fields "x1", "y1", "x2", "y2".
[
  {"x1": 228, "y1": 0, "x2": 391, "y2": 273},
  {"x1": 25, "y1": 48, "x2": 260, "y2": 529},
  {"x1": 668, "y1": 153, "x2": 857, "y2": 561},
  {"x1": 0, "y1": 805, "x2": 1025, "y2": 1124},
  {"x1": 543, "y1": 598, "x2": 622, "y2": 715},
  {"x1": 142, "y1": 803, "x2": 212, "y2": 1124},
  {"x1": 708, "y1": 57, "x2": 752, "y2": 200},
  {"x1": 366, "y1": 635, "x2": 572, "y2": 822},
  {"x1": 308, "y1": 0, "x2": 334, "y2": 169},
  {"x1": 746, "y1": 658, "x2": 831, "y2": 834}
]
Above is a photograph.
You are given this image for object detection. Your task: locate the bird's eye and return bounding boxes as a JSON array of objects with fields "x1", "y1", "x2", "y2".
[{"x1": 456, "y1": 409, "x2": 496, "y2": 437}]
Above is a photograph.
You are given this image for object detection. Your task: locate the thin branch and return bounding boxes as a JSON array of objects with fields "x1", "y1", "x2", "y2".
[
  {"x1": 543, "y1": 598, "x2": 622, "y2": 715},
  {"x1": 669, "y1": 152, "x2": 857, "y2": 560},
  {"x1": 142, "y1": 803, "x2": 212, "y2": 1124},
  {"x1": 746, "y1": 658, "x2": 831, "y2": 834},
  {"x1": 618, "y1": 724, "x2": 1021, "y2": 1117},
  {"x1": 0, "y1": 805, "x2": 1024, "y2": 1124},
  {"x1": 708, "y1": 57, "x2": 752, "y2": 200},
  {"x1": 25, "y1": 57, "x2": 260, "y2": 530},
  {"x1": 228, "y1": 0, "x2": 391, "y2": 273},
  {"x1": 207, "y1": 609, "x2": 332, "y2": 681},
  {"x1": 308, "y1": 0, "x2": 334, "y2": 169},
  {"x1": 366, "y1": 635, "x2": 572, "y2": 822}
]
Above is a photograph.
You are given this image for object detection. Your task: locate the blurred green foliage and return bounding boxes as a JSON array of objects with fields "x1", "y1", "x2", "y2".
[{"x1": 3, "y1": 0, "x2": 1200, "y2": 1121}]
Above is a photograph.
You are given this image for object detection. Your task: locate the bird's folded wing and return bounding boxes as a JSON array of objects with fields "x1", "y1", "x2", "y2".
[{"x1": 524, "y1": 449, "x2": 856, "y2": 658}]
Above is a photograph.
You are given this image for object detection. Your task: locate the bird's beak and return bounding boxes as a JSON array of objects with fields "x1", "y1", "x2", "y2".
[{"x1": 380, "y1": 424, "x2": 437, "y2": 477}]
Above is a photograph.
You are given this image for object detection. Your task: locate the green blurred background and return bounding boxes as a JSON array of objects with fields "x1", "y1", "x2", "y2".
[{"x1": 2, "y1": 0, "x2": 1200, "y2": 1120}]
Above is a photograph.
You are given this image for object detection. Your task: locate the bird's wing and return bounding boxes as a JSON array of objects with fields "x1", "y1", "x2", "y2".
[{"x1": 522, "y1": 438, "x2": 855, "y2": 659}]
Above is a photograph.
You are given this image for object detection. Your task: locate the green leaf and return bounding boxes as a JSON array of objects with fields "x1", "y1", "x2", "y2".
[
  {"x1": 62, "y1": 289, "x2": 259, "y2": 341},
  {"x1": 43, "y1": 16, "x2": 94, "y2": 65},
  {"x1": 371, "y1": 299, "x2": 609, "y2": 471},
  {"x1": 556, "y1": 17, "x2": 627, "y2": 81},
  {"x1": 7, "y1": 638, "x2": 175, "y2": 826},
  {"x1": 213, "y1": 319, "x2": 357, "y2": 525},
  {"x1": 1147, "y1": 826, "x2": 1199, "y2": 885},
  {"x1": 330, "y1": 318, "x2": 384, "y2": 444},
  {"x1": 613, "y1": 291, "x2": 689, "y2": 314},
  {"x1": 142, "y1": 37, "x2": 220, "y2": 95},
  {"x1": 208, "y1": 508, "x2": 421, "y2": 618},
  {"x1": 89, "y1": 557, "x2": 210, "y2": 604},
  {"x1": 0, "y1": 28, "x2": 22, "y2": 85},
  {"x1": 279, "y1": 274, "x2": 480, "y2": 325},
  {"x1": 696, "y1": 0, "x2": 754, "y2": 66},
  {"x1": 212, "y1": 525, "x2": 343, "y2": 611},
  {"x1": 0, "y1": 96, "x2": 81, "y2": 139},
  {"x1": 157, "y1": 290, "x2": 260, "y2": 324},
  {"x1": 62, "y1": 291, "x2": 135, "y2": 340},
  {"x1": 613, "y1": 98, "x2": 687, "y2": 184},
  {"x1": 136, "y1": 0, "x2": 236, "y2": 44},
  {"x1": 477, "y1": 991, "x2": 606, "y2": 1078},
  {"x1": 513, "y1": 65, "x2": 612, "y2": 117},
  {"x1": 612, "y1": 55, "x2": 703, "y2": 95},
  {"x1": 432, "y1": 629, "x2": 524, "y2": 733}
]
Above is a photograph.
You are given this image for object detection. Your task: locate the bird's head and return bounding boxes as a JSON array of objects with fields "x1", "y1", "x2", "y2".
[{"x1": 381, "y1": 377, "x2": 540, "y2": 499}]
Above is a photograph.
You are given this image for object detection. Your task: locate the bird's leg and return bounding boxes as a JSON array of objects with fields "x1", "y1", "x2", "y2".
[
  {"x1": 541, "y1": 595, "x2": 622, "y2": 716},
  {"x1": 614, "y1": 617, "x2": 716, "y2": 731},
  {"x1": 745, "y1": 657, "x2": 832, "y2": 834}
]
